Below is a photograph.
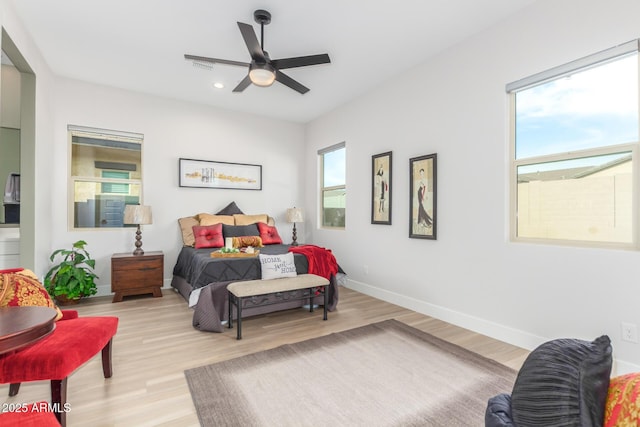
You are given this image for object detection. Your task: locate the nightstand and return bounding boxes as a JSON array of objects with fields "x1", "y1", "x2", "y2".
[{"x1": 111, "y1": 251, "x2": 164, "y2": 303}]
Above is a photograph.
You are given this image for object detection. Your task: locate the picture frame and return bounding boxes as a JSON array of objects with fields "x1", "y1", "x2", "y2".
[
  {"x1": 371, "y1": 151, "x2": 392, "y2": 224},
  {"x1": 178, "y1": 158, "x2": 262, "y2": 190},
  {"x1": 409, "y1": 153, "x2": 437, "y2": 239}
]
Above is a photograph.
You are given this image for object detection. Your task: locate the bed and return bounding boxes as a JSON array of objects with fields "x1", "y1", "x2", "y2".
[{"x1": 170, "y1": 204, "x2": 341, "y2": 332}]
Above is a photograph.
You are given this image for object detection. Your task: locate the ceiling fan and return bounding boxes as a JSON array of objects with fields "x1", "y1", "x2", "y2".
[{"x1": 184, "y1": 9, "x2": 330, "y2": 94}]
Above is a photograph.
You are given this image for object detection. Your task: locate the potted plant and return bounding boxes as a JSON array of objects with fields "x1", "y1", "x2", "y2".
[{"x1": 44, "y1": 240, "x2": 98, "y2": 305}]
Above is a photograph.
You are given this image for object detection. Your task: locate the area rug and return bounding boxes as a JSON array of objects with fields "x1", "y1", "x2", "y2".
[{"x1": 185, "y1": 319, "x2": 516, "y2": 426}]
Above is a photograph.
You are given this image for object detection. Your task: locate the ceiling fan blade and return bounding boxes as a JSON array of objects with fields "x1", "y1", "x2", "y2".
[
  {"x1": 232, "y1": 75, "x2": 253, "y2": 93},
  {"x1": 275, "y1": 70, "x2": 310, "y2": 94},
  {"x1": 271, "y1": 54, "x2": 331, "y2": 70},
  {"x1": 184, "y1": 54, "x2": 249, "y2": 68},
  {"x1": 237, "y1": 22, "x2": 266, "y2": 62}
]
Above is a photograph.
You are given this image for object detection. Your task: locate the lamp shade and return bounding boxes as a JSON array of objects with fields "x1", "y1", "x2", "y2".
[
  {"x1": 123, "y1": 205, "x2": 153, "y2": 225},
  {"x1": 286, "y1": 207, "x2": 304, "y2": 223}
]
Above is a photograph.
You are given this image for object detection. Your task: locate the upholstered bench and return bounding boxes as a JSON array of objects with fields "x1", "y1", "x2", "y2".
[{"x1": 228, "y1": 273, "x2": 329, "y2": 339}]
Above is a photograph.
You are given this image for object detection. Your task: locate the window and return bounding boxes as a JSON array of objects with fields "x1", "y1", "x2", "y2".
[
  {"x1": 101, "y1": 171, "x2": 130, "y2": 194},
  {"x1": 508, "y1": 40, "x2": 639, "y2": 246},
  {"x1": 319, "y1": 142, "x2": 346, "y2": 228},
  {"x1": 69, "y1": 125, "x2": 143, "y2": 229}
]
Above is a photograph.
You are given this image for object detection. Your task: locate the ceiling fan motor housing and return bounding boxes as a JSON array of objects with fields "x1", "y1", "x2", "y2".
[{"x1": 254, "y1": 10, "x2": 271, "y2": 25}]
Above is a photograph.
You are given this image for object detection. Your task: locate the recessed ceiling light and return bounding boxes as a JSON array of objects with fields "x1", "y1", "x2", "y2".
[{"x1": 213, "y1": 82, "x2": 224, "y2": 89}]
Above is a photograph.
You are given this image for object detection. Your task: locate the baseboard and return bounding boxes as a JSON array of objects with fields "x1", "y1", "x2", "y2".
[
  {"x1": 94, "y1": 284, "x2": 112, "y2": 298},
  {"x1": 345, "y1": 279, "x2": 640, "y2": 375},
  {"x1": 93, "y1": 279, "x2": 174, "y2": 298},
  {"x1": 613, "y1": 359, "x2": 640, "y2": 376}
]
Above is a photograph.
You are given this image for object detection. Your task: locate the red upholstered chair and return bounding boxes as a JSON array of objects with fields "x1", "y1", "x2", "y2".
[
  {"x1": 0, "y1": 309, "x2": 118, "y2": 427},
  {"x1": 0, "y1": 401, "x2": 61, "y2": 426}
]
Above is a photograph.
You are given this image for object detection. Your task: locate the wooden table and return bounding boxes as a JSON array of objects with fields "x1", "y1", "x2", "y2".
[{"x1": 0, "y1": 306, "x2": 58, "y2": 355}]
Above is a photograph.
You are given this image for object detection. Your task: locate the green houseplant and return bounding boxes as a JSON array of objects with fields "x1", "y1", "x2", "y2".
[{"x1": 44, "y1": 240, "x2": 98, "y2": 304}]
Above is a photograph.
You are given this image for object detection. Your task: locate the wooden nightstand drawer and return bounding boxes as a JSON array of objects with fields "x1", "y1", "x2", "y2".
[
  {"x1": 111, "y1": 251, "x2": 164, "y2": 302},
  {"x1": 112, "y1": 268, "x2": 162, "y2": 290}
]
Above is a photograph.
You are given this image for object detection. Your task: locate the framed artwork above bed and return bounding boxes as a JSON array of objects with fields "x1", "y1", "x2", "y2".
[{"x1": 179, "y1": 158, "x2": 262, "y2": 190}]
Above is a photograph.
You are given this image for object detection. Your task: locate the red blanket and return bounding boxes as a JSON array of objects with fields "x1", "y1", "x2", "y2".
[{"x1": 289, "y1": 245, "x2": 338, "y2": 280}]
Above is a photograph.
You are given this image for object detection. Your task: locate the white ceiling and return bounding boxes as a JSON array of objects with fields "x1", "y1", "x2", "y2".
[{"x1": 8, "y1": 0, "x2": 536, "y2": 123}]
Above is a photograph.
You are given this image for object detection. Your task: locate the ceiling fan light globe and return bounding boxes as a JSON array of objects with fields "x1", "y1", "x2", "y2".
[{"x1": 249, "y1": 63, "x2": 276, "y2": 87}]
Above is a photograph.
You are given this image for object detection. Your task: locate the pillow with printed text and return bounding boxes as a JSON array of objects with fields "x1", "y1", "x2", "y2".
[{"x1": 259, "y1": 252, "x2": 297, "y2": 280}]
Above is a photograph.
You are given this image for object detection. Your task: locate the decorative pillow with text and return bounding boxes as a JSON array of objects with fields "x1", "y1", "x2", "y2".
[{"x1": 259, "y1": 252, "x2": 297, "y2": 280}]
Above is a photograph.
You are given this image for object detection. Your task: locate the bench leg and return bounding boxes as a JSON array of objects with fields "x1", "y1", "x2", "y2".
[
  {"x1": 236, "y1": 297, "x2": 242, "y2": 340},
  {"x1": 227, "y1": 279, "x2": 329, "y2": 339},
  {"x1": 228, "y1": 292, "x2": 233, "y2": 329},
  {"x1": 323, "y1": 286, "x2": 328, "y2": 321}
]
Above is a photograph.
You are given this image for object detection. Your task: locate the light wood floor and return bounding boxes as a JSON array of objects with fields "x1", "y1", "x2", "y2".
[{"x1": 0, "y1": 286, "x2": 529, "y2": 426}]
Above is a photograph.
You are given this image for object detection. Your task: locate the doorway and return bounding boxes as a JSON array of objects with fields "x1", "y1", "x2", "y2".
[
  {"x1": 1, "y1": 29, "x2": 36, "y2": 269},
  {"x1": 1, "y1": 50, "x2": 21, "y2": 225}
]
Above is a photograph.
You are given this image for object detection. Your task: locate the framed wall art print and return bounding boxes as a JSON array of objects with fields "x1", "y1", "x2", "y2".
[
  {"x1": 179, "y1": 158, "x2": 262, "y2": 190},
  {"x1": 409, "y1": 153, "x2": 437, "y2": 239},
  {"x1": 371, "y1": 151, "x2": 392, "y2": 225}
]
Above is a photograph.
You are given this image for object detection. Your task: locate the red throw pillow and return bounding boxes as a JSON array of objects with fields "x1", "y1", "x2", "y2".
[
  {"x1": 192, "y1": 224, "x2": 224, "y2": 249},
  {"x1": 257, "y1": 222, "x2": 283, "y2": 245}
]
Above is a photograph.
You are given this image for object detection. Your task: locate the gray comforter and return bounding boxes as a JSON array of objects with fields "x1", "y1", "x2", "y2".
[
  {"x1": 171, "y1": 244, "x2": 340, "y2": 332},
  {"x1": 172, "y1": 244, "x2": 309, "y2": 288}
]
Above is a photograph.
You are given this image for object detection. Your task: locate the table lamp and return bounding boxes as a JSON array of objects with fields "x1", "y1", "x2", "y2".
[
  {"x1": 123, "y1": 205, "x2": 153, "y2": 255},
  {"x1": 286, "y1": 207, "x2": 304, "y2": 246}
]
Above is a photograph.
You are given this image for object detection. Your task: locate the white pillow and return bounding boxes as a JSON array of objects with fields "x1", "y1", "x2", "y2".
[{"x1": 259, "y1": 252, "x2": 297, "y2": 280}]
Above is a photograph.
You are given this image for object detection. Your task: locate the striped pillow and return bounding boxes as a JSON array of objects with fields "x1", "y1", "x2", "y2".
[{"x1": 511, "y1": 336, "x2": 612, "y2": 427}]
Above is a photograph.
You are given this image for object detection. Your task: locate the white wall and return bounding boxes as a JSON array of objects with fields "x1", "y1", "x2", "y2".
[
  {"x1": 306, "y1": 0, "x2": 640, "y2": 374},
  {"x1": 48, "y1": 78, "x2": 305, "y2": 290}
]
